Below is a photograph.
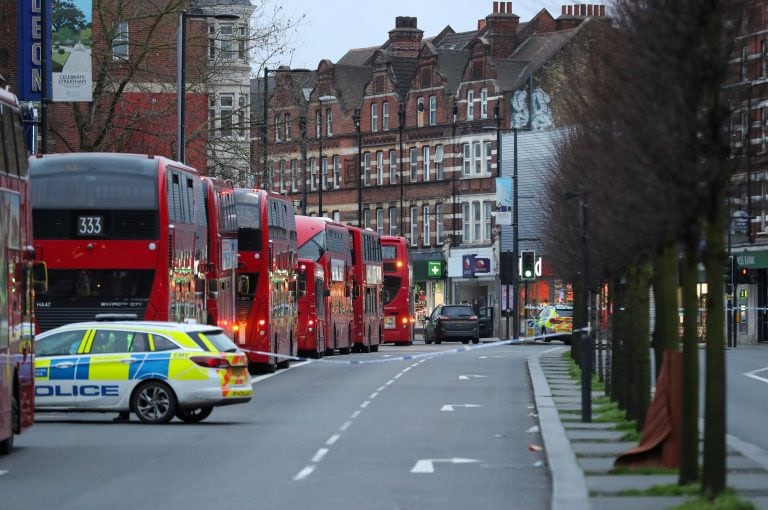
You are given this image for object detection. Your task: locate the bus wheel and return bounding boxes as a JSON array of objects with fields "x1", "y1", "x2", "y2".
[
  {"x1": 176, "y1": 406, "x2": 213, "y2": 423},
  {"x1": 132, "y1": 381, "x2": 177, "y2": 424}
]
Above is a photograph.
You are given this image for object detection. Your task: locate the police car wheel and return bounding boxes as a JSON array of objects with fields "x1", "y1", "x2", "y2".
[
  {"x1": 176, "y1": 406, "x2": 213, "y2": 423},
  {"x1": 132, "y1": 381, "x2": 178, "y2": 424}
]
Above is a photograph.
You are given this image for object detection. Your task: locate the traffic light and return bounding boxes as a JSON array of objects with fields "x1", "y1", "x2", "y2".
[
  {"x1": 521, "y1": 250, "x2": 536, "y2": 280},
  {"x1": 737, "y1": 265, "x2": 755, "y2": 284}
]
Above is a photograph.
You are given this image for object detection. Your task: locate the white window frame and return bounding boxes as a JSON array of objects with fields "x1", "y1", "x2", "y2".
[
  {"x1": 376, "y1": 151, "x2": 384, "y2": 185},
  {"x1": 291, "y1": 160, "x2": 298, "y2": 192},
  {"x1": 463, "y1": 143, "x2": 471, "y2": 176},
  {"x1": 435, "y1": 204, "x2": 444, "y2": 244},
  {"x1": 481, "y1": 88, "x2": 488, "y2": 119},
  {"x1": 389, "y1": 149, "x2": 397, "y2": 184},
  {"x1": 364, "y1": 209, "x2": 371, "y2": 229},
  {"x1": 315, "y1": 110, "x2": 321, "y2": 138},
  {"x1": 473, "y1": 201, "x2": 481, "y2": 242},
  {"x1": 333, "y1": 155, "x2": 340, "y2": 189},
  {"x1": 410, "y1": 206, "x2": 419, "y2": 246},
  {"x1": 422, "y1": 205, "x2": 430, "y2": 246},
  {"x1": 310, "y1": 157, "x2": 317, "y2": 191},
  {"x1": 467, "y1": 89, "x2": 475, "y2": 120},
  {"x1": 473, "y1": 141, "x2": 482, "y2": 174},
  {"x1": 484, "y1": 140, "x2": 493, "y2": 174},
  {"x1": 220, "y1": 94, "x2": 234, "y2": 138},
  {"x1": 382, "y1": 102, "x2": 390, "y2": 131},
  {"x1": 435, "y1": 145, "x2": 444, "y2": 180},
  {"x1": 274, "y1": 114, "x2": 281, "y2": 143},
  {"x1": 219, "y1": 23, "x2": 236, "y2": 62},
  {"x1": 423, "y1": 146, "x2": 431, "y2": 182},
  {"x1": 321, "y1": 156, "x2": 328, "y2": 190},
  {"x1": 279, "y1": 160, "x2": 286, "y2": 193},
  {"x1": 417, "y1": 97, "x2": 425, "y2": 127},
  {"x1": 462, "y1": 202, "x2": 471, "y2": 242},
  {"x1": 363, "y1": 152, "x2": 371, "y2": 186},
  {"x1": 389, "y1": 207, "x2": 398, "y2": 235},
  {"x1": 429, "y1": 96, "x2": 437, "y2": 126},
  {"x1": 410, "y1": 147, "x2": 418, "y2": 180},
  {"x1": 371, "y1": 103, "x2": 379, "y2": 132},
  {"x1": 376, "y1": 208, "x2": 385, "y2": 235},
  {"x1": 113, "y1": 21, "x2": 129, "y2": 60},
  {"x1": 483, "y1": 201, "x2": 492, "y2": 241},
  {"x1": 326, "y1": 108, "x2": 333, "y2": 137},
  {"x1": 284, "y1": 113, "x2": 291, "y2": 141}
]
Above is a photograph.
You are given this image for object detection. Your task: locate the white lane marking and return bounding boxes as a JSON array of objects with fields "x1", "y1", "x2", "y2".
[
  {"x1": 360, "y1": 400, "x2": 370, "y2": 409},
  {"x1": 312, "y1": 448, "x2": 329, "y2": 463},
  {"x1": 394, "y1": 373, "x2": 403, "y2": 379},
  {"x1": 744, "y1": 366, "x2": 768, "y2": 385},
  {"x1": 441, "y1": 404, "x2": 482, "y2": 412},
  {"x1": 458, "y1": 375, "x2": 488, "y2": 380},
  {"x1": 326, "y1": 434, "x2": 340, "y2": 446},
  {"x1": 351, "y1": 410, "x2": 361, "y2": 419},
  {"x1": 340, "y1": 420, "x2": 352, "y2": 431},
  {"x1": 402, "y1": 367, "x2": 412, "y2": 372},
  {"x1": 377, "y1": 385, "x2": 387, "y2": 392},
  {"x1": 385, "y1": 380, "x2": 395, "y2": 385},
  {"x1": 293, "y1": 465, "x2": 315, "y2": 481},
  {"x1": 410, "y1": 458, "x2": 480, "y2": 474},
  {"x1": 369, "y1": 392, "x2": 379, "y2": 399}
]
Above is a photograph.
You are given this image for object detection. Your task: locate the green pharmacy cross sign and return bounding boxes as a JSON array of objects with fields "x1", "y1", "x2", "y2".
[{"x1": 427, "y1": 261, "x2": 443, "y2": 278}]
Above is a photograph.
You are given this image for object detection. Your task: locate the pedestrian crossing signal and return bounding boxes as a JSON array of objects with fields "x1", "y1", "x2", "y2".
[{"x1": 521, "y1": 250, "x2": 536, "y2": 280}]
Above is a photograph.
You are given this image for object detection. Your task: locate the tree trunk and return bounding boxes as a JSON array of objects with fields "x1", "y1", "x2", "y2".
[
  {"x1": 652, "y1": 243, "x2": 680, "y2": 379},
  {"x1": 679, "y1": 235, "x2": 700, "y2": 485},
  {"x1": 625, "y1": 262, "x2": 651, "y2": 429},
  {"x1": 610, "y1": 277, "x2": 626, "y2": 407},
  {"x1": 702, "y1": 210, "x2": 727, "y2": 497}
]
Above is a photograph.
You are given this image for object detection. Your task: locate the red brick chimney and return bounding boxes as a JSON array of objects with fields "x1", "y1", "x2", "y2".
[
  {"x1": 485, "y1": 1, "x2": 519, "y2": 58},
  {"x1": 387, "y1": 17, "x2": 424, "y2": 58}
]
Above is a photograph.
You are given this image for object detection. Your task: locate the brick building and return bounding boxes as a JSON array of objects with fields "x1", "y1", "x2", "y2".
[{"x1": 256, "y1": 2, "x2": 609, "y2": 327}]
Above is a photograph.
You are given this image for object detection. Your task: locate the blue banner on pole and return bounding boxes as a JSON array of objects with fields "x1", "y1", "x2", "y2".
[{"x1": 17, "y1": 0, "x2": 52, "y2": 102}]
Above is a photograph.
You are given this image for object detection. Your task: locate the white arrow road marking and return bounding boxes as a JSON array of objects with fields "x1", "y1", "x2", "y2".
[
  {"x1": 527, "y1": 425, "x2": 540, "y2": 433},
  {"x1": 745, "y1": 366, "x2": 768, "y2": 385},
  {"x1": 478, "y1": 355, "x2": 507, "y2": 359},
  {"x1": 458, "y1": 375, "x2": 488, "y2": 380},
  {"x1": 441, "y1": 404, "x2": 482, "y2": 411},
  {"x1": 411, "y1": 458, "x2": 481, "y2": 474},
  {"x1": 0, "y1": 470, "x2": 7, "y2": 477}
]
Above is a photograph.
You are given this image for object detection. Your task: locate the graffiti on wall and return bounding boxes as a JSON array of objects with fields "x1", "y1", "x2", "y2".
[{"x1": 511, "y1": 88, "x2": 553, "y2": 130}]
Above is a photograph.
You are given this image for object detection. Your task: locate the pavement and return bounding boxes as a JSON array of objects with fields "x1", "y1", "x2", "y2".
[{"x1": 528, "y1": 346, "x2": 768, "y2": 510}]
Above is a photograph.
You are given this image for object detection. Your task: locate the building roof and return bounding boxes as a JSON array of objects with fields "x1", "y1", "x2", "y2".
[
  {"x1": 332, "y1": 65, "x2": 373, "y2": 110},
  {"x1": 192, "y1": 0, "x2": 253, "y2": 7}
]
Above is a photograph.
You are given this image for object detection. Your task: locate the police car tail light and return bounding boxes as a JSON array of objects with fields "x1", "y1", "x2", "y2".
[{"x1": 190, "y1": 356, "x2": 231, "y2": 369}]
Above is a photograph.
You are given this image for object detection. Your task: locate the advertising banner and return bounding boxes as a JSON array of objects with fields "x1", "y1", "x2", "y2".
[
  {"x1": 51, "y1": 0, "x2": 93, "y2": 102},
  {"x1": 17, "y1": 0, "x2": 51, "y2": 101},
  {"x1": 495, "y1": 177, "x2": 512, "y2": 226}
]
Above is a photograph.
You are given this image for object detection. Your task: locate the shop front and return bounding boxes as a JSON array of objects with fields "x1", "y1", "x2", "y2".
[
  {"x1": 447, "y1": 247, "x2": 497, "y2": 323},
  {"x1": 411, "y1": 249, "x2": 447, "y2": 329}
]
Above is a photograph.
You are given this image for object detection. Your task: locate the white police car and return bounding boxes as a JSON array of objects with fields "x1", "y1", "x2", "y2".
[{"x1": 34, "y1": 321, "x2": 252, "y2": 423}]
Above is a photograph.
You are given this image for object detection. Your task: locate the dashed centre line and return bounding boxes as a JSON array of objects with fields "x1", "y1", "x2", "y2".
[{"x1": 292, "y1": 357, "x2": 432, "y2": 481}]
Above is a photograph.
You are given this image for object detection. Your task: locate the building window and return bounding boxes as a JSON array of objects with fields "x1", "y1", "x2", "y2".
[
  {"x1": 238, "y1": 94, "x2": 248, "y2": 138},
  {"x1": 291, "y1": 160, "x2": 298, "y2": 192},
  {"x1": 462, "y1": 202, "x2": 471, "y2": 242},
  {"x1": 219, "y1": 23, "x2": 236, "y2": 61},
  {"x1": 274, "y1": 114, "x2": 281, "y2": 143},
  {"x1": 310, "y1": 158, "x2": 317, "y2": 191},
  {"x1": 382, "y1": 102, "x2": 390, "y2": 131},
  {"x1": 473, "y1": 142, "x2": 482, "y2": 174},
  {"x1": 376, "y1": 151, "x2": 384, "y2": 185},
  {"x1": 467, "y1": 89, "x2": 475, "y2": 120},
  {"x1": 417, "y1": 97, "x2": 425, "y2": 127},
  {"x1": 429, "y1": 96, "x2": 437, "y2": 126},
  {"x1": 763, "y1": 40, "x2": 768, "y2": 77},
  {"x1": 333, "y1": 155, "x2": 340, "y2": 189},
  {"x1": 284, "y1": 113, "x2": 292, "y2": 141},
  {"x1": 363, "y1": 152, "x2": 371, "y2": 186},
  {"x1": 422, "y1": 205, "x2": 430, "y2": 246},
  {"x1": 435, "y1": 145, "x2": 444, "y2": 180},
  {"x1": 376, "y1": 208, "x2": 384, "y2": 235},
  {"x1": 484, "y1": 141, "x2": 493, "y2": 174},
  {"x1": 484, "y1": 202, "x2": 492, "y2": 241},
  {"x1": 473, "y1": 201, "x2": 481, "y2": 241},
  {"x1": 763, "y1": 107, "x2": 768, "y2": 153},
  {"x1": 423, "y1": 146, "x2": 431, "y2": 182},
  {"x1": 435, "y1": 204, "x2": 444, "y2": 244},
  {"x1": 480, "y1": 88, "x2": 488, "y2": 119},
  {"x1": 113, "y1": 21, "x2": 129, "y2": 60},
  {"x1": 315, "y1": 110, "x2": 321, "y2": 138},
  {"x1": 410, "y1": 147, "x2": 418, "y2": 180},
  {"x1": 321, "y1": 156, "x2": 328, "y2": 190},
  {"x1": 389, "y1": 207, "x2": 398, "y2": 235},
  {"x1": 279, "y1": 161, "x2": 286, "y2": 193},
  {"x1": 463, "y1": 143, "x2": 471, "y2": 176},
  {"x1": 364, "y1": 209, "x2": 371, "y2": 229},
  {"x1": 326, "y1": 108, "x2": 333, "y2": 137},
  {"x1": 220, "y1": 94, "x2": 234, "y2": 138},
  {"x1": 410, "y1": 206, "x2": 418, "y2": 246},
  {"x1": 389, "y1": 149, "x2": 397, "y2": 184},
  {"x1": 371, "y1": 103, "x2": 379, "y2": 132},
  {"x1": 238, "y1": 25, "x2": 247, "y2": 60},
  {"x1": 741, "y1": 45, "x2": 748, "y2": 81}
]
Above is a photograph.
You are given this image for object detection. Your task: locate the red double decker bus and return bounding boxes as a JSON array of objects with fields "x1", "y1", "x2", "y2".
[
  {"x1": 381, "y1": 235, "x2": 414, "y2": 345},
  {"x1": 1, "y1": 88, "x2": 47, "y2": 453},
  {"x1": 234, "y1": 189, "x2": 298, "y2": 373},
  {"x1": 202, "y1": 177, "x2": 239, "y2": 338},
  {"x1": 295, "y1": 258, "x2": 326, "y2": 358},
  {"x1": 296, "y1": 216, "x2": 353, "y2": 355},
  {"x1": 347, "y1": 226, "x2": 384, "y2": 352},
  {"x1": 30, "y1": 153, "x2": 208, "y2": 331}
]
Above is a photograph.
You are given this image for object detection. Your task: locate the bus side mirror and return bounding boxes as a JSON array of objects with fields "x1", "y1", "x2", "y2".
[
  {"x1": 352, "y1": 284, "x2": 360, "y2": 299},
  {"x1": 296, "y1": 281, "x2": 306, "y2": 298},
  {"x1": 31, "y1": 262, "x2": 48, "y2": 294},
  {"x1": 237, "y1": 275, "x2": 250, "y2": 295},
  {"x1": 208, "y1": 278, "x2": 218, "y2": 299}
]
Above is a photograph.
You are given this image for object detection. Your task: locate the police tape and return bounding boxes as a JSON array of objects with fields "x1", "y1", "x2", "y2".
[{"x1": 237, "y1": 331, "x2": 572, "y2": 365}]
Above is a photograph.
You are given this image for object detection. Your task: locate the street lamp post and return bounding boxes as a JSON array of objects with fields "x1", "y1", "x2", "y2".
[
  {"x1": 512, "y1": 127, "x2": 519, "y2": 340},
  {"x1": 399, "y1": 103, "x2": 406, "y2": 235},
  {"x1": 300, "y1": 114, "x2": 308, "y2": 215},
  {"x1": 262, "y1": 65, "x2": 270, "y2": 189},
  {"x1": 177, "y1": 10, "x2": 239, "y2": 164},
  {"x1": 353, "y1": 109, "x2": 362, "y2": 226}
]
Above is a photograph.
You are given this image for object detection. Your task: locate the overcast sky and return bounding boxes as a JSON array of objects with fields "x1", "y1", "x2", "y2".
[{"x1": 273, "y1": 0, "x2": 581, "y2": 69}]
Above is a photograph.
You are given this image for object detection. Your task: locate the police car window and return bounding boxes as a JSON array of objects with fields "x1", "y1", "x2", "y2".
[
  {"x1": 129, "y1": 332, "x2": 149, "y2": 352},
  {"x1": 92, "y1": 330, "x2": 132, "y2": 353},
  {"x1": 150, "y1": 335, "x2": 179, "y2": 351},
  {"x1": 197, "y1": 331, "x2": 238, "y2": 352},
  {"x1": 36, "y1": 330, "x2": 85, "y2": 356}
]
